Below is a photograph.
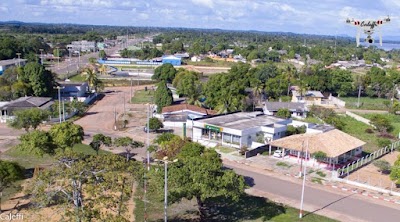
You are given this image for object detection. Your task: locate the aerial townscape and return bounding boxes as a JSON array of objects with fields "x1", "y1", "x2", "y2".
[{"x1": 1, "y1": 1, "x2": 400, "y2": 222}]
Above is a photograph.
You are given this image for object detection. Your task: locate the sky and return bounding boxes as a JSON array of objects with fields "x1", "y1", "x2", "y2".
[{"x1": 1, "y1": 0, "x2": 400, "y2": 36}]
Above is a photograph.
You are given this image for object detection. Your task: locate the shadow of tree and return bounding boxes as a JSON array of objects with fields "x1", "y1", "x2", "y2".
[{"x1": 163, "y1": 194, "x2": 285, "y2": 222}]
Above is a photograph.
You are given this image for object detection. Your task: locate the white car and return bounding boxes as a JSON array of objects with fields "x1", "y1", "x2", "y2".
[{"x1": 273, "y1": 150, "x2": 287, "y2": 158}]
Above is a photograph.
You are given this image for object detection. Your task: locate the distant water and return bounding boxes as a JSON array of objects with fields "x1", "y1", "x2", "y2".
[{"x1": 360, "y1": 42, "x2": 400, "y2": 51}]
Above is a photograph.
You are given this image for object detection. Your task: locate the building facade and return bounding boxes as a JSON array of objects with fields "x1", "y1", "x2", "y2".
[
  {"x1": 0, "y1": 59, "x2": 27, "y2": 75},
  {"x1": 193, "y1": 112, "x2": 290, "y2": 148}
]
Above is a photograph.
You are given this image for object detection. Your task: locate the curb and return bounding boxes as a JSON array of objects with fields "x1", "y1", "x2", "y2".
[{"x1": 224, "y1": 158, "x2": 400, "y2": 206}]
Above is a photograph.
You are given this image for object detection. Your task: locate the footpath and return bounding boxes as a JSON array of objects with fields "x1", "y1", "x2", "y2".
[{"x1": 218, "y1": 150, "x2": 400, "y2": 207}]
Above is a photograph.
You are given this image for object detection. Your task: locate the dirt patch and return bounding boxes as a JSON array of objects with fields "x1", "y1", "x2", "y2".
[{"x1": 345, "y1": 151, "x2": 400, "y2": 191}]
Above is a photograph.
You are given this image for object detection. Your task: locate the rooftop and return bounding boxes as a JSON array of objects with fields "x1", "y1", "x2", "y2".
[
  {"x1": 264, "y1": 102, "x2": 306, "y2": 111},
  {"x1": 196, "y1": 112, "x2": 286, "y2": 130},
  {"x1": 269, "y1": 129, "x2": 366, "y2": 158},
  {"x1": 162, "y1": 104, "x2": 216, "y2": 116},
  {"x1": 292, "y1": 90, "x2": 324, "y2": 98}
]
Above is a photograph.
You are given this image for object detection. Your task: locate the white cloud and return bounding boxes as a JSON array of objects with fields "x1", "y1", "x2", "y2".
[
  {"x1": 0, "y1": 6, "x2": 8, "y2": 12},
  {"x1": 191, "y1": 0, "x2": 214, "y2": 9}
]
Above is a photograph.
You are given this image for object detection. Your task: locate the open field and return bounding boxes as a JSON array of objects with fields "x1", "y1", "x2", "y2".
[
  {"x1": 338, "y1": 115, "x2": 381, "y2": 153},
  {"x1": 357, "y1": 113, "x2": 400, "y2": 137},
  {"x1": 131, "y1": 89, "x2": 155, "y2": 104},
  {"x1": 341, "y1": 96, "x2": 391, "y2": 110}
]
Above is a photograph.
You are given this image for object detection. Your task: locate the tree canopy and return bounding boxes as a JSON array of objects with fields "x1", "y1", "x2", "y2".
[{"x1": 8, "y1": 108, "x2": 49, "y2": 131}]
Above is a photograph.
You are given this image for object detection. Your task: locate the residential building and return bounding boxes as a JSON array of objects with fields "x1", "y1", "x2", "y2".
[
  {"x1": 67, "y1": 40, "x2": 96, "y2": 53},
  {"x1": 268, "y1": 127, "x2": 365, "y2": 168},
  {"x1": 0, "y1": 97, "x2": 54, "y2": 122},
  {"x1": 193, "y1": 112, "x2": 290, "y2": 148},
  {"x1": 59, "y1": 82, "x2": 89, "y2": 98},
  {"x1": 291, "y1": 90, "x2": 324, "y2": 105},
  {"x1": 263, "y1": 101, "x2": 307, "y2": 118},
  {"x1": 0, "y1": 59, "x2": 27, "y2": 75},
  {"x1": 162, "y1": 104, "x2": 216, "y2": 127}
]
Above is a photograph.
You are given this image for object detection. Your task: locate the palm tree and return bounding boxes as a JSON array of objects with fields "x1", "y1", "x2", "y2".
[
  {"x1": 252, "y1": 81, "x2": 264, "y2": 106},
  {"x1": 81, "y1": 67, "x2": 98, "y2": 92},
  {"x1": 98, "y1": 64, "x2": 108, "y2": 75}
]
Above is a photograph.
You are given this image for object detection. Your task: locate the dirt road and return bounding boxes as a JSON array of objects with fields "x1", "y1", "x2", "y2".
[{"x1": 74, "y1": 85, "x2": 157, "y2": 160}]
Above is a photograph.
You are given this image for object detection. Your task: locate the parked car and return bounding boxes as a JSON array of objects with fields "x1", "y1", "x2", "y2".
[{"x1": 273, "y1": 150, "x2": 287, "y2": 158}]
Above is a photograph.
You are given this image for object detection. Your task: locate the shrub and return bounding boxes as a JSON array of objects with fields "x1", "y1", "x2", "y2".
[
  {"x1": 316, "y1": 170, "x2": 326, "y2": 177},
  {"x1": 239, "y1": 146, "x2": 248, "y2": 155},
  {"x1": 365, "y1": 128, "x2": 374, "y2": 134},
  {"x1": 373, "y1": 160, "x2": 391, "y2": 174}
]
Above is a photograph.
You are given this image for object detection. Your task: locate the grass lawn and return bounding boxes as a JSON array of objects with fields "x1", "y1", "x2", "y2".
[
  {"x1": 68, "y1": 74, "x2": 86, "y2": 82},
  {"x1": 340, "y1": 96, "x2": 391, "y2": 110},
  {"x1": 338, "y1": 115, "x2": 380, "y2": 153},
  {"x1": 131, "y1": 89, "x2": 155, "y2": 104},
  {"x1": 134, "y1": 186, "x2": 338, "y2": 222},
  {"x1": 215, "y1": 146, "x2": 237, "y2": 153},
  {"x1": 186, "y1": 60, "x2": 235, "y2": 67},
  {"x1": 71, "y1": 143, "x2": 111, "y2": 155},
  {"x1": 356, "y1": 113, "x2": 400, "y2": 138}
]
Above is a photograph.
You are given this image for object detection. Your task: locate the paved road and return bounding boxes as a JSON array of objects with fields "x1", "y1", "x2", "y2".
[{"x1": 225, "y1": 162, "x2": 400, "y2": 222}]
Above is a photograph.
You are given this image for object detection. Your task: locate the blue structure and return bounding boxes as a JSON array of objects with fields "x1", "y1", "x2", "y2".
[{"x1": 162, "y1": 55, "x2": 181, "y2": 66}]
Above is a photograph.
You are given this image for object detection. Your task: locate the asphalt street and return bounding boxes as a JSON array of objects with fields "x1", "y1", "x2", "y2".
[{"x1": 226, "y1": 163, "x2": 400, "y2": 222}]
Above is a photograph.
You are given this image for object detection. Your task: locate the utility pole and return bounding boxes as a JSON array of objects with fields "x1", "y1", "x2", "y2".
[
  {"x1": 56, "y1": 47, "x2": 60, "y2": 69},
  {"x1": 130, "y1": 78, "x2": 133, "y2": 101},
  {"x1": 357, "y1": 84, "x2": 362, "y2": 108},
  {"x1": 54, "y1": 86, "x2": 65, "y2": 123},
  {"x1": 299, "y1": 139, "x2": 308, "y2": 219},
  {"x1": 154, "y1": 157, "x2": 178, "y2": 222},
  {"x1": 62, "y1": 99, "x2": 65, "y2": 122},
  {"x1": 16, "y1": 53, "x2": 21, "y2": 80}
]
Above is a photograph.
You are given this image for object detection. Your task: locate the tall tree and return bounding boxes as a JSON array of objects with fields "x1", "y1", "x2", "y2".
[
  {"x1": 49, "y1": 122, "x2": 84, "y2": 150},
  {"x1": 21, "y1": 62, "x2": 55, "y2": 97},
  {"x1": 151, "y1": 142, "x2": 246, "y2": 220},
  {"x1": 152, "y1": 63, "x2": 177, "y2": 83},
  {"x1": 81, "y1": 67, "x2": 99, "y2": 92},
  {"x1": 154, "y1": 81, "x2": 173, "y2": 113}
]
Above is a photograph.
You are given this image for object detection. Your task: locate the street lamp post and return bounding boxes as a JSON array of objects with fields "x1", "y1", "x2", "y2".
[
  {"x1": 155, "y1": 157, "x2": 178, "y2": 222},
  {"x1": 16, "y1": 53, "x2": 21, "y2": 80},
  {"x1": 54, "y1": 86, "x2": 65, "y2": 123}
]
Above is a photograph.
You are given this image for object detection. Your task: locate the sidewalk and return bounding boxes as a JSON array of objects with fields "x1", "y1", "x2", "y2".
[{"x1": 218, "y1": 150, "x2": 400, "y2": 206}]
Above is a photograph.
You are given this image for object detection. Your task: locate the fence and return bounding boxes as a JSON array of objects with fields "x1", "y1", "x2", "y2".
[{"x1": 336, "y1": 140, "x2": 400, "y2": 178}]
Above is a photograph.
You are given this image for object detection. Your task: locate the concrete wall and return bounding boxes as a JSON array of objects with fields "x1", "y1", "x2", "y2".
[{"x1": 329, "y1": 95, "x2": 346, "y2": 108}]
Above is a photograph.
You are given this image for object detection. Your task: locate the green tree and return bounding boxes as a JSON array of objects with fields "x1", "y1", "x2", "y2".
[
  {"x1": 313, "y1": 151, "x2": 327, "y2": 162},
  {"x1": 153, "y1": 142, "x2": 246, "y2": 220},
  {"x1": 90, "y1": 133, "x2": 112, "y2": 155},
  {"x1": 21, "y1": 62, "x2": 55, "y2": 97},
  {"x1": 148, "y1": 117, "x2": 164, "y2": 131},
  {"x1": 152, "y1": 63, "x2": 177, "y2": 83},
  {"x1": 331, "y1": 69, "x2": 353, "y2": 96},
  {"x1": 285, "y1": 125, "x2": 306, "y2": 136},
  {"x1": 81, "y1": 67, "x2": 99, "y2": 92},
  {"x1": 276, "y1": 108, "x2": 291, "y2": 119},
  {"x1": 390, "y1": 157, "x2": 400, "y2": 185},
  {"x1": 9, "y1": 108, "x2": 49, "y2": 131},
  {"x1": 114, "y1": 137, "x2": 144, "y2": 161},
  {"x1": 173, "y1": 70, "x2": 202, "y2": 104},
  {"x1": 154, "y1": 81, "x2": 173, "y2": 113},
  {"x1": 98, "y1": 50, "x2": 107, "y2": 59},
  {"x1": 17, "y1": 130, "x2": 55, "y2": 156},
  {"x1": 49, "y1": 122, "x2": 84, "y2": 150},
  {"x1": 27, "y1": 153, "x2": 141, "y2": 221},
  {"x1": 0, "y1": 160, "x2": 24, "y2": 212},
  {"x1": 370, "y1": 114, "x2": 393, "y2": 133}
]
